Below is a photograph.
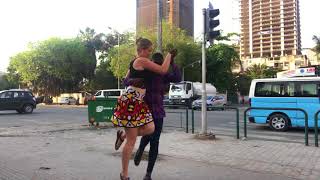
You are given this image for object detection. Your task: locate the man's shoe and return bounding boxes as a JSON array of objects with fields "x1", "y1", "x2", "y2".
[
  {"x1": 143, "y1": 173, "x2": 152, "y2": 180},
  {"x1": 134, "y1": 149, "x2": 143, "y2": 166}
]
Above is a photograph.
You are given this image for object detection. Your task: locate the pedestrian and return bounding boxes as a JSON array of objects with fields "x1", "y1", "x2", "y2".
[
  {"x1": 133, "y1": 51, "x2": 181, "y2": 180},
  {"x1": 111, "y1": 37, "x2": 174, "y2": 180}
]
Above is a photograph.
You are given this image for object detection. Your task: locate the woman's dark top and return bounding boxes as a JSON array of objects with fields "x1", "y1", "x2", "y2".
[{"x1": 128, "y1": 58, "x2": 153, "y2": 88}]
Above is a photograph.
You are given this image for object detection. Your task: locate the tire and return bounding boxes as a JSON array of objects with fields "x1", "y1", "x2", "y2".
[
  {"x1": 269, "y1": 114, "x2": 289, "y2": 131},
  {"x1": 23, "y1": 104, "x2": 34, "y2": 114}
]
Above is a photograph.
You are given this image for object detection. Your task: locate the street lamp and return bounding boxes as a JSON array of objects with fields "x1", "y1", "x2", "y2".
[
  {"x1": 182, "y1": 60, "x2": 200, "y2": 81},
  {"x1": 108, "y1": 27, "x2": 120, "y2": 89}
]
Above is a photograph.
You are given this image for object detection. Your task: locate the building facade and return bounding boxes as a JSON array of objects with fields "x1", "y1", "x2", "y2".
[
  {"x1": 240, "y1": 0, "x2": 303, "y2": 70},
  {"x1": 136, "y1": 0, "x2": 194, "y2": 37}
]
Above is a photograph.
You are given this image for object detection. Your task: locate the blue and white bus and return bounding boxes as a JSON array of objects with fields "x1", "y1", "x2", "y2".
[{"x1": 249, "y1": 77, "x2": 320, "y2": 131}]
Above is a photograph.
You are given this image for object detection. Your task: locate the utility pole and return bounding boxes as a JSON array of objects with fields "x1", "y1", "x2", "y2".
[
  {"x1": 117, "y1": 33, "x2": 120, "y2": 89},
  {"x1": 200, "y1": 3, "x2": 220, "y2": 135},
  {"x1": 201, "y1": 8, "x2": 207, "y2": 134},
  {"x1": 157, "y1": 0, "x2": 162, "y2": 52}
]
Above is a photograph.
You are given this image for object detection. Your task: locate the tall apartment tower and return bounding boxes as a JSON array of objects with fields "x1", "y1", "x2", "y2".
[
  {"x1": 136, "y1": 0, "x2": 194, "y2": 37},
  {"x1": 240, "y1": 0, "x2": 301, "y2": 60}
]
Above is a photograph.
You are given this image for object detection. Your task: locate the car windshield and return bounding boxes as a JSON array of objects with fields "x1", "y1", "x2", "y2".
[{"x1": 171, "y1": 84, "x2": 184, "y2": 92}]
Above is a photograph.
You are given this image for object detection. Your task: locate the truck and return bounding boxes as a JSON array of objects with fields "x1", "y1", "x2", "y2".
[{"x1": 168, "y1": 81, "x2": 216, "y2": 108}]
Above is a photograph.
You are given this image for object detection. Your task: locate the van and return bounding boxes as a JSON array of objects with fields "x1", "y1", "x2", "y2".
[
  {"x1": 248, "y1": 77, "x2": 320, "y2": 131},
  {"x1": 94, "y1": 89, "x2": 125, "y2": 98}
]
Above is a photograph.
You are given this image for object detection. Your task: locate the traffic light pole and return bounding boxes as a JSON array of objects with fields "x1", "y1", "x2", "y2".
[
  {"x1": 157, "y1": 0, "x2": 162, "y2": 52},
  {"x1": 201, "y1": 8, "x2": 208, "y2": 134}
]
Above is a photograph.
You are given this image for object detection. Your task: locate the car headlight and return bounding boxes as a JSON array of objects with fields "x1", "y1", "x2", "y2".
[{"x1": 181, "y1": 100, "x2": 185, "y2": 102}]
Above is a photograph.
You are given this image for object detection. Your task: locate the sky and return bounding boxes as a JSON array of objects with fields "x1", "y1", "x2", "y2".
[{"x1": 0, "y1": 0, "x2": 319, "y2": 72}]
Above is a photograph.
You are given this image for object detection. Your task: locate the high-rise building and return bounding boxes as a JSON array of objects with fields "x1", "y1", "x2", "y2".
[
  {"x1": 239, "y1": 0, "x2": 303, "y2": 70},
  {"x1": 136, "y1": 0, "x2": 194, "y2": 37}
]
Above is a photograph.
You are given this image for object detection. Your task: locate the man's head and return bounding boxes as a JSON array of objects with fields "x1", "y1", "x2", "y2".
[{"x1": 152, "y1": 52, "x2": 164, "y2": 65}]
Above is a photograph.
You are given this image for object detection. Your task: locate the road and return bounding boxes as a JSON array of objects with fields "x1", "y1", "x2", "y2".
[{"x1": 0, "y1": 105, "x2": 314, "y2": 145}]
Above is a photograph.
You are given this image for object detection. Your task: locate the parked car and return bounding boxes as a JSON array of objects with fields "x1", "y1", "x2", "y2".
[
  {"x1": 94, "y1": 89, "x2": 125, "y2": 98},
  {"x1": 58, "y1": 97, "x2": 77, "y2": 105},
  {"x1": 0, "y1": 89, "x2": 37, "y2": 114},
  {"x1": 192, "y1": 95, "x2": 227, "y2": 111},
  {"x1": 163, "y1": 95, "x2": 170, "y2": 106}
]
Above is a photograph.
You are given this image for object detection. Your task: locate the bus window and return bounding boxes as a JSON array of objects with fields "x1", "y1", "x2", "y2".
[
  {"x1": 298, "y1": 83, "x2": 318, "y2": 97},
  {"x1": 285, "y1": 82, "x2": 295, "y2": 97},
  {"x1": 255, "y1": 82, "x2": 285, "y2": 97}
]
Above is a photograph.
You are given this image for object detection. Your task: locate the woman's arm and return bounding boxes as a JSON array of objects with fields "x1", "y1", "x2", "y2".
[{"x1": 135, "y1": 53, "x2": 172, "y2": 75}]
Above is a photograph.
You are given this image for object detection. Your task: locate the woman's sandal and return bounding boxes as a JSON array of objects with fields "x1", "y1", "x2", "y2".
[
  {"x1": 120, "y1": 173, "x2": 130, "y2": 180},
  {"x1": 115, "y1": 130, "x2": 125, "y2": 150}
]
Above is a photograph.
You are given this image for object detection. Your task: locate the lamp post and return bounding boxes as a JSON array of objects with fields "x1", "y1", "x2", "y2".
[
  {"x1": 108, "y1": 27, "x2": 120, "y2": 89},
  {"x1": 182, "y1": 60, "x2": 200, "y2": 81}
]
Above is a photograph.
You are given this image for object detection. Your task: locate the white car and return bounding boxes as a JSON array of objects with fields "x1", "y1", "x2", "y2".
[
  {"x1": 94, "y1": 89, "x2": 125, "y2": 98},
  {"x1": 58, "y1": 97, "x2": 77, "y2": 105},
  {"x1": 192, "y1": 95, "x2": 227, "y2": 110}
]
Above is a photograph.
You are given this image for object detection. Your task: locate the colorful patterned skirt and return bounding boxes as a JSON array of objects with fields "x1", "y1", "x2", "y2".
[{"x1": 111, "y1": 86, "x2": 153, "y2": 128}]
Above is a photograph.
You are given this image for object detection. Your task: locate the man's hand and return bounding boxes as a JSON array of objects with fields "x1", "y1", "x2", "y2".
[
  {"x1": 127, "y1": 78, "x2": 144, "y2": 88},
  {"x1": 169, "y1": 49, "x2": 178, "y2": 64}
]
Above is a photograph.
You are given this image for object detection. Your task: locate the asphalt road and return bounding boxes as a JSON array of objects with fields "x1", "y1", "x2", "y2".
[{"x1": 0, "y1": 105, "x2": 314, "y2": 145}]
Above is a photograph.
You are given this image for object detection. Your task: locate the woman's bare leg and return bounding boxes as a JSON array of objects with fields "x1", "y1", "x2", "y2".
[
  {"x1": 121, "y1": 128, "x2": 138, "y2": 178},
  {"x1": 138, "y1": 121, "x2": 155, "y2": 136}
]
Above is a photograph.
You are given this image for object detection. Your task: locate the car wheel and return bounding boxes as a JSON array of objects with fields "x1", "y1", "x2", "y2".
[
  {"x1": 23, "y1": 104, "x2": 34, "y2": 114},
  {"x1": 16, "y1": 109, "x2": 23, "y2": 114},
  {"x1": 269, "y1": 114, "x2": 289, "y2": 131}
]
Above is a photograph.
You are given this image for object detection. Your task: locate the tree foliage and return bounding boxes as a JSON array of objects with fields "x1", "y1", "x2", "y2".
[
  {"x1": 206, "y1": 43, "x2": 240, "y2": 92},
  {"x1": 246, "y1": 64, "x2": 279, "y2": 79},
  {"x1": 8, "y1": 37, "x2": 96, "y2": 95},
  {"x1": 313, "y1": 35, "x2": 320, "y2": 60}
]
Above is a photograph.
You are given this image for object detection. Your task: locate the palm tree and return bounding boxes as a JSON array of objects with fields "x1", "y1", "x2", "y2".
[
  {"x1": 312, "y1": 35, "x2": 320, "y2": 60},
  {"x1": 246, "y1": 64, "x2": 279, "y2": 79}
]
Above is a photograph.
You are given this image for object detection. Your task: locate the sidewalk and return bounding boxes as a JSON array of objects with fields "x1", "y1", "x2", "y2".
[{"x1": 0, "y1": 123, "x2": 319, "y2": 180}]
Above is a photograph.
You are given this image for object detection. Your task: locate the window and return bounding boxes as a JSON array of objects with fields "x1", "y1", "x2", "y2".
[
  {"x1": 171, "y1": 84, "x2": 184, "y2": 92},
  {"x1": 13, "y1": 92, "x2": 19, "y2": 98},
  {"x1": 95, "y1": 91, "x2": 102, "y2": 96},
  {"x1": 0, "y1": 93, "x2": 5, "y2": 98},
  {"x1": 108, "y1": 91, "x2": 121, "y2": 96},
  {"x1": 298, "y1": 82, "x2": 318, "y2": 97},
  {"x1": 255, "y1": 82, "x2": 292, "y2": 97},
  {"x1": 0, "y1": 92, "x2": 13, "y2": 98}
]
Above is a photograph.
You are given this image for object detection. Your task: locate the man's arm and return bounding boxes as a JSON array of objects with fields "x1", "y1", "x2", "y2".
[
  {"x1": 122, "y1": 70, "x2": 130, "y2": 86},
  {"x1": 164, "y1": 63, "x2": 182, "y2": 83}
]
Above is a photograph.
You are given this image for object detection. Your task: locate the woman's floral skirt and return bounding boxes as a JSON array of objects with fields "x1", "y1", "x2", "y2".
[{"x1": 111, "y1": 86, "x2": 153, "y2": 128}]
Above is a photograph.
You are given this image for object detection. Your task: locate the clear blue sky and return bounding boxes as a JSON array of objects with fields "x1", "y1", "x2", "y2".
[{"x1": 0, "y1": 0, "x2": 319, "y2": 72}]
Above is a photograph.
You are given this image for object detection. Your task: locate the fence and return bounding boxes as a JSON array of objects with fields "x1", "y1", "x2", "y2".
[{"x1": 244, "y1": 107, "x2": 309, "y2": 146}]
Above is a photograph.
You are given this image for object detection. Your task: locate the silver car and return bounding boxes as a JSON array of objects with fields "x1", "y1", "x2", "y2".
[{"x1": 192, "y1": 95, "x2": 227, "y2": 110}]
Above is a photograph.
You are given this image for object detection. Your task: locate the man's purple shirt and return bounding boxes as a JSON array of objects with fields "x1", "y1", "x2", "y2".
[{"x1": 124, "y1": 63, "x2": 181, "y2": 119}]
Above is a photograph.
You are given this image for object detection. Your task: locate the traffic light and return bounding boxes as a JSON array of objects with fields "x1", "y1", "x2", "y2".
[{"x1": 206, "y1": 4, "x2": 220, "y2": 43}]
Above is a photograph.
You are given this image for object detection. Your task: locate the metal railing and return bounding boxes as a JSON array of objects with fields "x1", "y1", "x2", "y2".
[
  {"x1": 164, "y1": 105, "x2": 189, "y2": 133},
  {"x1": 244, "y1": 107, "x2": 309, "y2": 146},
  {"x1": 191, "y1": 106, "x2": 240, "y2": 138}
]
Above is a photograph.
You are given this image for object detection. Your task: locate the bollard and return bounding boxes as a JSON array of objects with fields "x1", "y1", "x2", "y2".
[
  {"x1": 315, "y1": 111, "x2": 320, "y2": 147},
  {"x1": 192, "y1": 108, "x2": 195, "y2": 134},
  {"x1": 186, "y1": 107, "x2": 189, "y2": 133}
]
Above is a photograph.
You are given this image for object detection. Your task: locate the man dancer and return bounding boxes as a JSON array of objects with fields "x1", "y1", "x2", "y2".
[{"x1": 134, "y1": 51, "x2": 181, "y2": 180}]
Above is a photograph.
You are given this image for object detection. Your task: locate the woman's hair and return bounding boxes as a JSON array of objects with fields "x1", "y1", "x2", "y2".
[{"x1": 136, "y1": 37, "x2": 152, "y2": 52}]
